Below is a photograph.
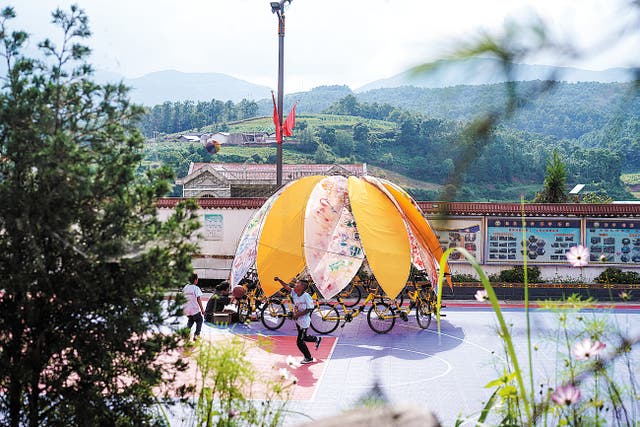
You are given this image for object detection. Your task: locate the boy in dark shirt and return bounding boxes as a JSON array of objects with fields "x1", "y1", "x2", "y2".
[{"x1": 204, "y1": 281, "x2": 232, "y2": 322}]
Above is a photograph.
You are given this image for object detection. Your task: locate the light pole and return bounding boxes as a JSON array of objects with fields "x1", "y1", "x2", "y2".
[{"x1": 270, "y1": 0, "x2": 291, "y2": 188}]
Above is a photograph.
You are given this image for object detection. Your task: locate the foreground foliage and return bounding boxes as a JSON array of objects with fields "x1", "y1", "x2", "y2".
[
  {"x1": 171, "y1": 336, "x2": 298, "y2": 427},
  {"x1": 0, "y1": 6, "x2": 199, "y2": 426},
  {"x1": 437, "y1": 245, "x2": 639, "y2": 426}
]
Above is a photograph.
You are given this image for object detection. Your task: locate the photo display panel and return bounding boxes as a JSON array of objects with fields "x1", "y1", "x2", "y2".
[
  {"x1": 586, "y1": 219, "x2": 640, "y2": 264},
  {"x1": 486, "y1": 217, "x2": 581, "y2": 263},
  {"x1": 430, "y1": 218, "x2": 483, "y2": 262}
]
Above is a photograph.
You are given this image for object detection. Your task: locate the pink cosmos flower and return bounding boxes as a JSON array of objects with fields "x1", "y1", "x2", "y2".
[
  {"x1": 551, "y1": 384, "x2": 581, "y2": 406},
  {"x1": 566, "y1": 245, "x2": 590, "y2": 267},
  {"x1": 572, "y1": 338, "x2": 606, "y2": 360},
  {"x1": 474, "y1": 289, "x2": 489, "y2": 301}
]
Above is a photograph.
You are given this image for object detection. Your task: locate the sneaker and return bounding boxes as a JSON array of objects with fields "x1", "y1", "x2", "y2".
[
  {"x1": 315, "y1": 337, "x2": 322, "y2": 351},
  {"x1": 300, "y1": 357, "x2": 314, "y2": 364}
]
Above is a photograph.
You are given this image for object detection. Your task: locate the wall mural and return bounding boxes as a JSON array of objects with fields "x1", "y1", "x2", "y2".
[
  {"x1": 430, "y1": 218, "x2": 483, "y2": 262},
  {"x1": 486, "y1": 217, "x2": 581, "y2": 263},
  {"x1": 586, "y1": 219, "x2": 640, "y2": 264}
]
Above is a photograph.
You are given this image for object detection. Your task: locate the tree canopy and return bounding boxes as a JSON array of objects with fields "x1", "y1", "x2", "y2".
[{"x1": 0, "y1": 6, "x2": 198, "y2": 426}]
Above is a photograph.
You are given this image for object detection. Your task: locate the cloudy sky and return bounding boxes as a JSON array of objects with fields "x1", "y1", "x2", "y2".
[{"x1": 12, "y1": 0, "x2": 640, "y2": 92}]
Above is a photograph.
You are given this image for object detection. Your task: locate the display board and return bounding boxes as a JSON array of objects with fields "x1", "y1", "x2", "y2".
[
  {"x1": 430, "y1": 218, "x2": 483, "y2": 262},
  {"x1": 486, "y1": 217, "x2": 581, "y2": 263},
  {"x1": 585, "y1": 219, "x2": 640, "y2": 264},
  {"x1": 204, "y1": 213, "x2": 224, "y2": 240}
]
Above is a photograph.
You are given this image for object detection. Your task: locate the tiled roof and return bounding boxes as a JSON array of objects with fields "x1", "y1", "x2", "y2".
[
  {"x1": 156, "y1": 198, "x2": 640, "y2": 217},
  {"x1": 419, "y1": 202, "x2": 640, "y2": 217},
  {"x1": 157, "y1": 197, "x2": 265, "y2": 209},
  {"x1": 187, "y1": 162, "x2": 364, "y2": 179}
]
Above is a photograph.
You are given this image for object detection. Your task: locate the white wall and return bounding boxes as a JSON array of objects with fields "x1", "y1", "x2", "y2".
[
  {"x1": 157, "y1": 207, "x2": 256, "y2": 279},
  {"x1": 158, "y1": 206, "x2": 639, "y2": 282}
]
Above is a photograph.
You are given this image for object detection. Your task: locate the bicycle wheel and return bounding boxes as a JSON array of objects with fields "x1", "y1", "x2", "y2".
[
  {"x1": 237, "y1": 300, "x2": 251, "y2": 323},
  {"x1": 261, "y1": 300, "x2": 286, "y2": 330},
  {"x1": 415, "y1": 300, "x2": 432, "y2": 329},
  {"x1": 310, "y1": 303, "x2": 340, "y2": 334},
  {"x1": 367, "y1": 302, "x2": 396, "y2": 334},
  {"x1": 338, "y1": 284, "x2": 362, "y2": 308}
]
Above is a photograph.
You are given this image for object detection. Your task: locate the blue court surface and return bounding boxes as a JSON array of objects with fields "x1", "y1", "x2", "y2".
[{"x1": 181, "y1": 301, "x2": 640, "y2": 426}]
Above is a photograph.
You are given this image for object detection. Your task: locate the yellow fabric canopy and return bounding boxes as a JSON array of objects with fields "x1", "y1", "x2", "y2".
[
  {"x1": 381, "y1": 180, "x2": 453, "y2": 289},
  {"x1": 347, "y1": 177, "x2": 411, "y2": 299},
  {"x1": 257, "y1": 175, "x2": 325, "y2": 296}
]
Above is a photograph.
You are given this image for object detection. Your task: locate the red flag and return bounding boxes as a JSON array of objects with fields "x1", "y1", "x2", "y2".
[
  {"x1": 283, "y1": 101, "x2": 298, "y2": 137},
  {"x1": 271, "y1": 91, "x2": 282, "y2": 144}
]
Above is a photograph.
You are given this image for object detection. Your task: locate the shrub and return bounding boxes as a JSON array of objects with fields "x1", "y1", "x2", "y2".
[
  {"x1": 489, "y1": 266, "x2": 543, "y2": 283},
  {"x1": 451, "y1": 273, "x2": 480, "y2": 283},
  {"x1": 594, "y1": 268, "x2": 640, "y2": 284}
]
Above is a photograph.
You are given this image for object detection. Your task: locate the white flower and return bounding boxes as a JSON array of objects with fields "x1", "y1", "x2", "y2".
[
  {"x1": 290, "y1": 375, "x2": 298, "y2": 385},
  {"x1": 474, "y1": 289, "x2": 489, "y2": 301},
  {"x1": 286, "y1": 355, "x2": 298, "y2": 367},
  {"x1": 278, "y1": 368, "x2": 290, "y2": 380},
  {"x1": 566, "y1": 245, "x2": 590, "y2": 267},
  {"x1": 572, "y1": 338, "x2": 606, "y2": 360}
]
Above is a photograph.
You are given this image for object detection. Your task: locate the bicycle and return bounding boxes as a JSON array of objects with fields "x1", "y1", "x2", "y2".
[
  {"x1": 260, "y1": 289, "x2": 295, "y2": 330},
  {"x1": 366, "y1": 281, "x2": 444, "y2": 333},
  {"x1": 235, "y1": 277, "x2": 269, "y2": 324},
  {"x1": 310, "y1": 289, "x2": 395, "y2": 334},
  {"x1": 335, "y1": 277, "x2": 365, "y2": 308}
]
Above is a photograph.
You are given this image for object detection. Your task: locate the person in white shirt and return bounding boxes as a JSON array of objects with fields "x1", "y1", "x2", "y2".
[
  {"x1": 182, "y1": 273, "x2": 205, "y2": 340},
  {"x1": 274, "y1": 276, "x2": 322, "y2": 364}
]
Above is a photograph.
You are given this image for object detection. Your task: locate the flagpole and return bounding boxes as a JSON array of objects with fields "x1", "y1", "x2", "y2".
[{"x1": 271, "y1": 0, "x2": 291, "y2": 188}]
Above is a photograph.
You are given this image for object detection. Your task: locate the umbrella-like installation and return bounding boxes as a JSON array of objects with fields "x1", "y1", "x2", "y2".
[{"x1": 230, "y1": 175, "x2": 451, "y2": 300}]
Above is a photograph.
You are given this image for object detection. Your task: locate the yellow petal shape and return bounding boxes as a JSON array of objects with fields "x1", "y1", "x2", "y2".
[
  {"x1": 257, "y1": 175, "x2": 325, "y2": 297},
  {"x1": 381, "y1": 180, "x2": 453, "y2": 289},
  {"x1": 347, "y1": 176, "x2": 411, "y2": 299}
]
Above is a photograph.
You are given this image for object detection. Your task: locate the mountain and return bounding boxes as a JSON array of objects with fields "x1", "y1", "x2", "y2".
[
  {"x1": 95, "y1": 60, "x2": 636, "y2": 107},
  {"x1": 95, "y1": 70, "x2": 273, "y2": 106},
  {"x1": 255, "y1": 85, "x2": 353, "y2": 115},
  {"x1": 355, "y1": 58, "x2": 636, "y2": 92}
]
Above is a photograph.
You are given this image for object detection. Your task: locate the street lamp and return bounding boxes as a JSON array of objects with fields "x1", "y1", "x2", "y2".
[{"x1": 271, "y1": 0, "x2": 291, "y2": 188}]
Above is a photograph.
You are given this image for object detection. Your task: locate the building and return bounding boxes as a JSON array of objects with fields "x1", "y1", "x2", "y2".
[
  {"x1": 177, "y1": 163, "x2": 366, "y2": 198},
  {"x1": 177, "y1": 135, "x2": 201, "y2": 142},
  {"x1": 155, "y1": 198, "x2": 640, "y2": 283}
]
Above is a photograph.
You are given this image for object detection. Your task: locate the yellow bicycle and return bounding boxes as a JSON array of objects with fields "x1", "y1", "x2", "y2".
[
  {"x1": 310, "y1": 289, "x2": 395, "y2": 334},
  {"x1": 366, "y1": 282, "x2": 442, "y2": 333}
]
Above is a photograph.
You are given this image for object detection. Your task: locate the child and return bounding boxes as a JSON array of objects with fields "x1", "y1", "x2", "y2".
[
  {"x1": 274, "y1": 276, "x2": 322, "y2": 364},
  {"x1": 182, "y1": 273, "x2": 205, "y2": 340},
  {"x1": 205, "y1": 281, "x2": 240, "y2": 324},
  {"x1": 204, "y1": 281, "x2": 232, "y2": 322}
]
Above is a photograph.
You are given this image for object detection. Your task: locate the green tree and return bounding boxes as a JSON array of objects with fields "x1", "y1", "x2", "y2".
[
  {"x1": 0, "y1": 7, "x2": 199, "y2": 426},
  {"x1": 353, "y1": 122, "x2": 369, "y2": 142},
  {"x1": 534, "y1": 149, "x2": 569, "y2": 202},
  {"x1": 316, "y1": 125, "x2": 337, "y2": 147},
  {"x1": 313, "y1": 143, "x2": 335, "y2": 163},
  {"x1": 236, "y1": 98, "x2": 259, "y2": 119},
  {"x1": 297, "y1": 127, "x2": 319, "y2": 153}
]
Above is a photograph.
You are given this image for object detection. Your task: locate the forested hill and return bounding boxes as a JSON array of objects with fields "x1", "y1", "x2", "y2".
[
  {"x1": 141, "y1": 80, "x2": 640, "y2": 201},
  {"x1": 254, "y1": 81, "x2": 640, "y2": 141}
]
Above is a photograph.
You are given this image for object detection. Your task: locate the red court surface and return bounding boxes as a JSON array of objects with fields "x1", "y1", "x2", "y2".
[
  {"x1": 167, "y1": 330, "x2": 337, "y2": 401},
  {"x1": 244, "y1": 334, "x2": 337, "y2": 400}
]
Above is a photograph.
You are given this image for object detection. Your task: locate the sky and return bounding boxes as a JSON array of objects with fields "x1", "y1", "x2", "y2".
[{"x1": 12, "y1": 0, "x2": 640, "y2": 92}]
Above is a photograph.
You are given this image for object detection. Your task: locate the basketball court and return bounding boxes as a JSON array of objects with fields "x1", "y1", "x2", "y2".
[{"x1": 173, "y1": 301, "x2": 640, "y2": 426}]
